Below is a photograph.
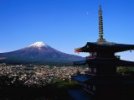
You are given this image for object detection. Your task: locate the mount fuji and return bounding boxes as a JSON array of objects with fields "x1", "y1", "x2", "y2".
[{"x1": 0, "y1": 42, "x2": 84, "y2": 65}]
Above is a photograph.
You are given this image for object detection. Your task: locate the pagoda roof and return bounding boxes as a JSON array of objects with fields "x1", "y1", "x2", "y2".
[{"x1": 75, "y1": 41, "x2": 134, "y2": 53}]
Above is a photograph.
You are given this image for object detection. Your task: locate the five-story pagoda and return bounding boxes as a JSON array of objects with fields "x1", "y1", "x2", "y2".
[{"x1": 73, "y1": 5, "x2": 134, "y2": 99}]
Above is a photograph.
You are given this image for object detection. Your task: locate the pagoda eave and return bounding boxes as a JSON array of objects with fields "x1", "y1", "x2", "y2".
[{"x1": 75, "y1": 42, "x2": 134, "y2": 53}]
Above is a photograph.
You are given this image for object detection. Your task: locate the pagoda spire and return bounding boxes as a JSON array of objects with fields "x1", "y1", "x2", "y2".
[{"x1": 97, "y1": 5, "x2": 106, "y2": 43}]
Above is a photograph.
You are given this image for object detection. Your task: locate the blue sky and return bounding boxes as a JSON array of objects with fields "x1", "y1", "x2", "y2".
[{"x1": 0, "y1": 0, "x2": 134, "y2": 60}]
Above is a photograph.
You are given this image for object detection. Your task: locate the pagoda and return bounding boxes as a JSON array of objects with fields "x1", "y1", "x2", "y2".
[{"x1": 73, "y1": 5, "x2": 134, "y2": 100}]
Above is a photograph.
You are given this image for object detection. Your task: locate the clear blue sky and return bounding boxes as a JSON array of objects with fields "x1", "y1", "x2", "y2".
[{"x1": 0, "y1": 0, "x2": 134, "y2": 60}]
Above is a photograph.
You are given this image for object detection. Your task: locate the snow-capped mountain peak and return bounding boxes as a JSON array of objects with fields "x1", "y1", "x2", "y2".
[
  {"x1": 29, "y1": 41, "x2": 47, "y2": 48},
  {"x1": 0, "y1": 41, "x2": 84, "y2": 65}
]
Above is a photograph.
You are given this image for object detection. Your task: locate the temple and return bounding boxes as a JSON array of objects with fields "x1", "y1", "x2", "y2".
[{"x1": 72, "y1": 5, "x2": 134, "y2": 100}]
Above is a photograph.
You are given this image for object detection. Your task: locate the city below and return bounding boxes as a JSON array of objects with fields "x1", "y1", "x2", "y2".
[{"x1": 0, "y1": 63, "x2": 90, "y2": 100}]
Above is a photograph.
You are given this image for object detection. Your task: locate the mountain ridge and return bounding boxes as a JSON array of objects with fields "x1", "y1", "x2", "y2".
[{"x1": 0, "y1": 42, "x2": 84, "y2": 65}]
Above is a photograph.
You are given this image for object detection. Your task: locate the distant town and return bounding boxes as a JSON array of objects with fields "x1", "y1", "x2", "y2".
[{"x1": 0, "y1": 63, "x2": 88, "y2": 87}]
